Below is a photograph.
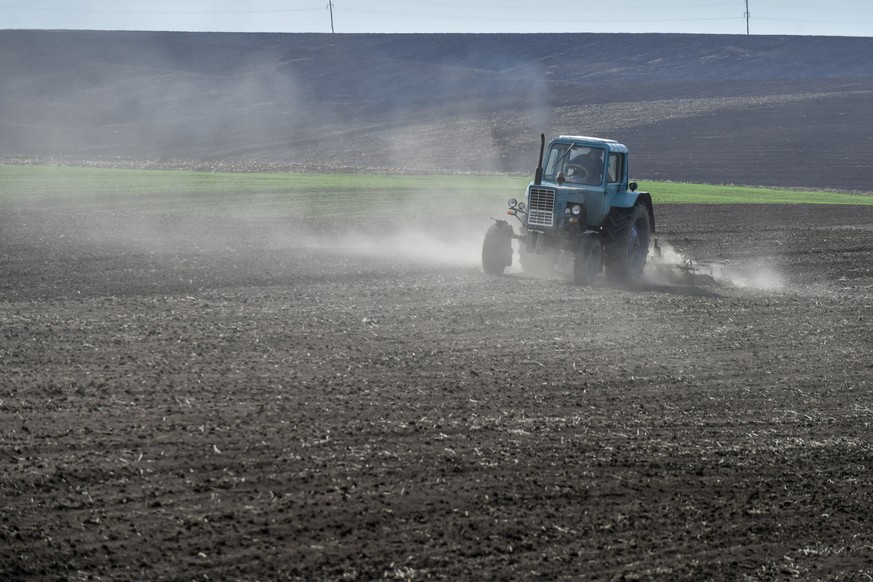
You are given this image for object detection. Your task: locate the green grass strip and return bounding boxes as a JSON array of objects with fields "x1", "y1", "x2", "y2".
[
  {"x1": 0, "y1": 165, "x2": 520, "y2": 217},
  {"x1": 642, "y1": 181, "x2": 873, "y2": 206},
  {"x1": 1, "y1": 165, "x2": 870, "y2": 218}
]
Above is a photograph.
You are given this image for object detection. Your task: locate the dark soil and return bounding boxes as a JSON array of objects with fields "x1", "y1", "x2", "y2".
[{"x1": 2, "y1": 203, "x2": 872, "y2": 580}]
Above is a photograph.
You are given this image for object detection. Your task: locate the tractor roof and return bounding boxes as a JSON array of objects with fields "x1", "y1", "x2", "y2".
[{"x1": 554, "y1": 135, "x2": 628, "y2": 153}]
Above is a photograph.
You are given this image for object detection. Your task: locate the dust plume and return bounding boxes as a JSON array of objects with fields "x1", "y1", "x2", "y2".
[
  {"x1": 298, "y1": 225, "x2": 486, "y2": 268},
  {"x1": 647, "y1": 239, "x2": 784, "y2": 290}
]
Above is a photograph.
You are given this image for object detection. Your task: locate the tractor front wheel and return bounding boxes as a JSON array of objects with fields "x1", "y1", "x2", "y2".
[{"x1": 482, "y1": 221, "x2": 513, "y2": 275}]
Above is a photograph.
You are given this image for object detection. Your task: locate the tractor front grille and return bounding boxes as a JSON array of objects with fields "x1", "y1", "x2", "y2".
[{"x1": 527, "y1": 188, "x2": 555, "y2": 227}]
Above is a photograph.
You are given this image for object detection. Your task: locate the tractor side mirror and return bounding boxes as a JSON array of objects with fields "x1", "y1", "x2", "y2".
[{"x1": 629, "y1": 181, "x2": 638, "y2": 192}]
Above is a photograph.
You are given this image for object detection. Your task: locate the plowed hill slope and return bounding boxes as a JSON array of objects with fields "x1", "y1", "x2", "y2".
[{"x1": 2, "y1": 31, "x2": 873, "y2": 190}]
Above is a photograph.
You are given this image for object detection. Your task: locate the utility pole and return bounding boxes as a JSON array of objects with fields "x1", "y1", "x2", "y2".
[
  {"x1": 328, "y1": 0, "x2": 335, "y2": 33},
  {"x1": 744, "y1": 0, "x2": 750, "y2": 54}
]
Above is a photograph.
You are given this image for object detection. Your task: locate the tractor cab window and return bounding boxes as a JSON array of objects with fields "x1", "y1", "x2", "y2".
[
  {"x1": 608, "y1": 153, "x2": 624, "y2": 183},
  {"x1": 544, "y1": 144, "x2": 604, "y2": 186}
]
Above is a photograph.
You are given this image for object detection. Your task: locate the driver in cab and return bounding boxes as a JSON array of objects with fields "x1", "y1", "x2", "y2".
[{"x1": 566, "y1": 147, "x2": 604, "y2": 185}]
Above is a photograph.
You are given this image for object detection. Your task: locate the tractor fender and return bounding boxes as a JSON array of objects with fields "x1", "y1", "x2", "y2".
[
  {"x1": 491, "y1": 217, "x2": 522, "y2": 239},
  {"x1": 610, "y1": 191, "x2": 655, "y2": 234},
  {"x1": 490, "y1": 217, "x2": 512, "y2": 231}
]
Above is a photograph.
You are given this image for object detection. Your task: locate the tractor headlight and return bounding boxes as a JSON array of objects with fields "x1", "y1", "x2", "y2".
[
  {"x1": 508, "y1": 198, "x2": 518, "y2": 209},
  {"x1": 571, "y1": 204, "x2": 582, "y2": 216},
  {"x1": 564, "y1": 208, "x2": 572, "y2": 216}
]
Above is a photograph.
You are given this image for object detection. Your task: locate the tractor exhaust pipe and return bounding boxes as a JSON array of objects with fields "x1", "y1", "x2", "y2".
[{"x1": 534, "y1": 133, "x2": 545, "y2": 185}]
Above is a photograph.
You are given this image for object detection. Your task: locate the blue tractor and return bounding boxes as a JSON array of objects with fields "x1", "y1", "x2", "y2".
[{"x1": 482, "y1": 134, "x2": 655, "y2": 285}]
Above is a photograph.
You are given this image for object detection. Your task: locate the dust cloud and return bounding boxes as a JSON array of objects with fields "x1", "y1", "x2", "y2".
[
  {"x1": 1, "y1": 31, "x2": 555, "y2": 174},
  {"x1": 303, "y1": 228, "x2": 789, "y2": 288},
  {"x1": 298, "y1": 226, "x2": 485, "y2": 268},
  {"x1": 648, "y1": 239, "x2": 784, "y2": 290}
]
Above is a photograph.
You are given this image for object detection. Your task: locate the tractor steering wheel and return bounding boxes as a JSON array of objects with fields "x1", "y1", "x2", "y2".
[{"x1": 566, "y1": 164, "x2": 589, "y2": 182}]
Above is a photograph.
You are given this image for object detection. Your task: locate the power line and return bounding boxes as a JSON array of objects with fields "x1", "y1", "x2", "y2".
[
  {"x1": 5, "y1": 1, "x2": 870, "y2": 35},
  {"x1": 0, "y1": 3, "x2": 322, "y2": 15},
  {"x1": 341, "y1": 7, "x2": 741, "y2": 25},
  {"x1": 373, "y1": 0, "x2": 731, "y2": 8},
  {"x1": 758, "y1": 0, "x2": 873, "y2": 11}
]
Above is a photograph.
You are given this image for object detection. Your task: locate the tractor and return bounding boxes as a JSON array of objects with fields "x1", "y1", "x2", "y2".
[{"x1": 482, "y1": 134, "x2": 654, "y2": 285}]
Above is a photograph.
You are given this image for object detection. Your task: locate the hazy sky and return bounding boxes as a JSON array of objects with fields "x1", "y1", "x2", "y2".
[{"x1": 2, "y1": 1, "x2": 872, "y2": 37}]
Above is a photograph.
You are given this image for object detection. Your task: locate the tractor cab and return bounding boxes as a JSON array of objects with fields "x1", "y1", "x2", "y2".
[{"x1": 538, "y1": 136, "x2": 633, "y2": 228}]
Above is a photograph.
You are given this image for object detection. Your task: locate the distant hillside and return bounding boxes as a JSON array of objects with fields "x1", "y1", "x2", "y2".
[{"x1": 2, "y1": 30, "x2": 873, "y2": 191}]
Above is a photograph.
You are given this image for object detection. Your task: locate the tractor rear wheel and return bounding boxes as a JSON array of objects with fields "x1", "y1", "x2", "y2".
[
  {"x1": 482, "y1": 221, "x2": 513, "y2": 275},
  {"x1": 604, "y1": 203, "x2": 650, "y2": 282},
  {"x1": 572, "y1": 236, "x2": 602, "y2": 286}
]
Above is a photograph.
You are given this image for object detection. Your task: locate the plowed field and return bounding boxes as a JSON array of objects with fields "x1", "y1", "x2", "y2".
[{"x1": 2, "y1": 204, "x2": 872, "y2": 580}]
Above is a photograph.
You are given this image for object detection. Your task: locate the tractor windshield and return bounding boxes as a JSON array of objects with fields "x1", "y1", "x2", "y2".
[{"x1": 544, "y1": 144, "x2": 605, "y2": 186}]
